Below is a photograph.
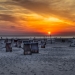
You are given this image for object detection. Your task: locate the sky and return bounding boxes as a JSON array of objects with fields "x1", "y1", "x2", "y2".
[{"x1": 0, "y1": 0, "x2": 75, "y2": 36}]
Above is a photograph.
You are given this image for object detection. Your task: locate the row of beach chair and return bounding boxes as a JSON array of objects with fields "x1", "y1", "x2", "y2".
[{"x1": 5, "y1": 39, "x2": 39, "y2": 55}]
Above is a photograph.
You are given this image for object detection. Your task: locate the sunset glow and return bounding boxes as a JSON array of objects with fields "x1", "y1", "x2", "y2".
[
  {"x1": 0, "y1": 0, "x2": 75, "y2": 36},
  {"x1": 44, "y1": 17, "x2": 64, "y2": 22},
  {"x1": 48, "y1": 32, "x2": 51, "y2": 35}
]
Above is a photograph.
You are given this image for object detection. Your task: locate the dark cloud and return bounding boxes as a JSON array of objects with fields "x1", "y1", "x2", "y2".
[
  {"x1": 12, "y1": 0, "x2": 51, "y2": 17},
  {"x1": 10, "y1": 26, "x2": 16, "y2": 28},
  {"x1": 12, "y1": 0, "x2": 75, "y2": 22},
  {"x1": 0, "y1": 14, "x2": 17, "y2": 23},
  {"x1": 56, "y1": 31, "x2": 75, "y2": 36},
  {"x1": 16, "y1": 31, "x2": 45, "y2": 36}
]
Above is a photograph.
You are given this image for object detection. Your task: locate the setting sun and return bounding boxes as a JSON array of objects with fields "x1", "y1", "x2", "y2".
[{"x1": 48, "y1": 32, "x2": 51, "y2": 35}]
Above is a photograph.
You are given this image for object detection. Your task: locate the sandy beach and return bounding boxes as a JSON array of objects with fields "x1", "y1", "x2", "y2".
[{"x1": 0, "y1": 40, "x2": 75, "y2": 75}]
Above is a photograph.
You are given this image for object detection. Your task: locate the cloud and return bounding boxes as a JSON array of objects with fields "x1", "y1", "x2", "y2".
[
  {"x1": 57, "y1": 31, "x2": 75, "y2": 36},
  {"x1": 0, "y1": 13, "x2": 27, "y2": 25},
  {"x1": 0, "y1": 14, "x2": 17, "y2": 23},
  {"x1": 0, "y1": 0, "x2": 7, "y2": 2},
  {"x1": 10, "y1": 26, "x2": 16, "y2": 28},
  {"x1": 12, "y1": 0, "x2": 50, "y2": 15},
  {"x1": 1, "y1": 0, "x2": 75, "y2": 22},
  {"x1": 0, "y1": 0, "x2": 75, "y2": 36},
  {"x1": 12, "y1": 0, "x2": 75, "y2": 22}
]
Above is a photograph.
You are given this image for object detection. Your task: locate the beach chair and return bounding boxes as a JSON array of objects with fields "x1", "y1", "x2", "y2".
[
  {"x1": 11, "y1": 39, "x2": 14, "y2": 43},
  {"x1": 38, "y1": 41, "x2": 41, "y2": 45},
  {"x1": 30, "y1": 42, "x2": 39, "y2": 53},
  {"x1": 5, "y1": 39, "x2": 8, "y2": 43},
  {"x1": 69, "y1": 42, "x2": 75, "y2": 47},
  {"x1": 23, "y1": 43, "x2": 32, "y2": 55},
  {"x1": 14, "y1": 39, "x2": 18, "y2": 47},
  {"x1": 7, "y1": 39, "x2": 12, "y2": 43},
  {"x1": 23, "y1": 40, "x2": 30, "y2": 43},
  {"x1": 41, "y1": 40, "x2": 46, "y2": 48},
  {"x1": 29, "y1": 40, "x2": 33, "y2": 43},
  {"x1": 41, "y1": 43, "x2": 45, "y2": 48},
  {"x1": 6, "y1": 43, "x2": 12, "y2": 52},
  {"x1": 69, "y1": 38, "x2": 75, "y2": 47},
  {"x1": 17, "y1": 40, "x2": 22, "y2": 48}
]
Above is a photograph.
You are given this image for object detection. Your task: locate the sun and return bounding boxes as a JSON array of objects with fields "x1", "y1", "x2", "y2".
[{"x1": 48, "y1": 32, "x2": 51, "y2": 35}]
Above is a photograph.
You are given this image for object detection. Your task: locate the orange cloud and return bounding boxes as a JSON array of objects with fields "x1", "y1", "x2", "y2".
[{"x1": 0, "y1": 0, "x2": 75, "y2": 36}]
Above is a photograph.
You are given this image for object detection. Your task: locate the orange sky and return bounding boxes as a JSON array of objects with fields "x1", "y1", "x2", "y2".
[{"x1": 0, "y1": 0, "x2": 75, "y2": 36}]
